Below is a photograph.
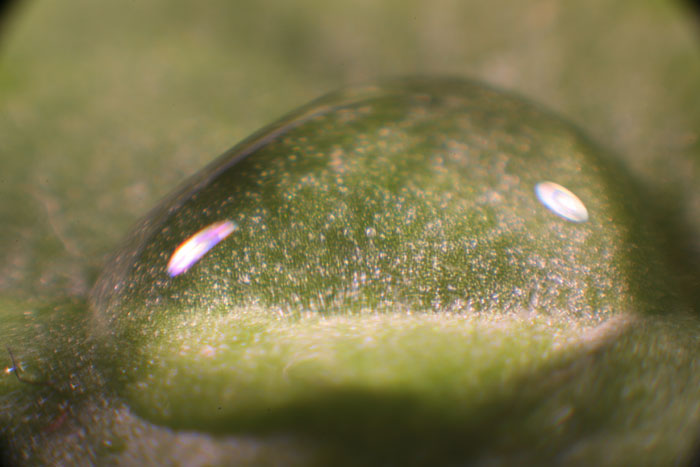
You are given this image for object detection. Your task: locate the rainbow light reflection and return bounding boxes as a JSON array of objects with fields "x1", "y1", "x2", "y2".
[{"x1": 167, "y1": 220, "x2": 237, "y2": 277}]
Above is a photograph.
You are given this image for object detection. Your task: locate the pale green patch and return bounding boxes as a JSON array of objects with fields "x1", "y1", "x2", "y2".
[{"x1": 128, "y1": 308, "x2": 612, "y2": 428}]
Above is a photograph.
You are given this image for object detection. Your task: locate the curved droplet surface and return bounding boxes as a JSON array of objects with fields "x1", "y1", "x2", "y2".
[
  {"x1": 535, "y1": 181, "x2": 589, "y2": 223},
  {"x1": 89, "y1": 77, "x2": 670, "y2": 432}
]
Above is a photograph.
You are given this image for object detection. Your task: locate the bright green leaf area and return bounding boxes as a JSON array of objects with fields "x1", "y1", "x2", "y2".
[{"x1": 1, "y1": 0, "x2": 699, "y2": 465}]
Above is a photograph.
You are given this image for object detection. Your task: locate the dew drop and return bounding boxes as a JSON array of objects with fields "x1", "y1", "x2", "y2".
[
  {"x1": 534, "y1": 181, "x2": 589, "y2": 223},
  {"x1": 167, "y1": 220, "x2": 237, "y2": 277},
  {"x1": 89, "y1": 78, "x2": 674, "y2": 434}
]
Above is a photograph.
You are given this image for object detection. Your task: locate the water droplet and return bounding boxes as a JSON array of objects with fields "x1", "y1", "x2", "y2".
[
  {"x1": 90, "y1": 77, "x2": 672, "y2": 433},
  {"x1": 166, "y1": 220, "x2": 237, "y2": 277},
  {"x1": 534, "y1": 181, "x2": 589, "y2": 223}
]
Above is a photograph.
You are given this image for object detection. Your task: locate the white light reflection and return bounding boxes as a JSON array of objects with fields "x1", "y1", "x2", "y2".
[{"x1": 535, "y1": 181, "x2": 589, "y2": 223}]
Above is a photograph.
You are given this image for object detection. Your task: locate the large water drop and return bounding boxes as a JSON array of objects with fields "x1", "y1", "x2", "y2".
[{"x1": 89, "y1": 77, "x2": 669, "y2": 431}]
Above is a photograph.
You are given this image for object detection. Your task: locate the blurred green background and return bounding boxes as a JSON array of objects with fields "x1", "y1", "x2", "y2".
[{"x1": 1, "y1": 0, "x2": 699, "y2": 464}]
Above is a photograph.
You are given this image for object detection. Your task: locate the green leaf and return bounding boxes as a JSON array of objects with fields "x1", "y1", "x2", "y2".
[{"x1": 1, "y1": 1, "x2": 699, "y2": 465}]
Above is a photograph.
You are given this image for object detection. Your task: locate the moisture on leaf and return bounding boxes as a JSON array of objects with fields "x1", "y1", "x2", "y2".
[{"x1": 88, "y1": 78, "x2": 674, "y2": 435}]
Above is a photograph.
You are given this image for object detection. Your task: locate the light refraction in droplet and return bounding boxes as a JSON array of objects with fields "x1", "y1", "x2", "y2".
[
  {"x1": 167, "y1": 220, "x2": 237, "y2": 277},
  {"x1": 534, "y1": 181, "x2": 589, "y2": 223}
]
